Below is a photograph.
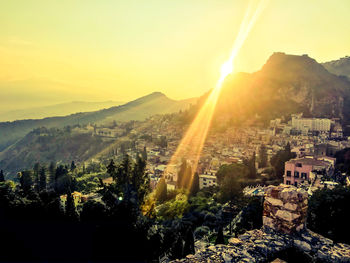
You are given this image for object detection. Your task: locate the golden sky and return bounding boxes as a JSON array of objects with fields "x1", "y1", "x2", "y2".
[{"x1": 1, "y1": 0, "x2": 350, "y2": 111}]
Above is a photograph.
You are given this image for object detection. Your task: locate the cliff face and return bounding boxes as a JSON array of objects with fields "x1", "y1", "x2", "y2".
[{"x1": 215, "y1": 53, "x2": 350, "y2": 124}]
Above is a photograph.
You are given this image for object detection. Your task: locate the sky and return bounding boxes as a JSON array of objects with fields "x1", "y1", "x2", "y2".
[{"x1": 1, "y1": 0, "x2": 350, "y2": 111}]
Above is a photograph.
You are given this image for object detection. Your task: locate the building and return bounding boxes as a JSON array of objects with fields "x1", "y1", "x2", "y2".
[
  {"x1": 283, "y1": 157, "x2": 333, "y2": 187},
  {"x1": 291, "y1": 114, "x2": 332, "y2": 135},
  {"x1": 199, "y1": 173, "x2": 217, "y2": 189}
]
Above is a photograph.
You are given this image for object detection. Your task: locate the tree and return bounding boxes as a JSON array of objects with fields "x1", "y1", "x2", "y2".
[
  {"x1": 258, "y1": 144, "x2": 268, "y2": 168},
  {"x1": 39, "y1": 166, "x2": 47, "y2": 192},
  {"x1": 215, "y1": 226, "x2": 225, "y2": 245},
  {"x1": 190, "y1": 172, "x2": 199, "y2": 196},
  {"x1": 141, "y1": 146, "x2": 147, "y2": 161},
  {"x1": 155, "y1": 177, "x2": 167, "y2": 203},
  {"x1": 247, "y1": 152, "x2": 257, "y2": 179},
  {"x1": 177, "y1": 159, "x2": 192, "y2": 189},
  {"x1": 19, "y1": 170, "x2": 33, "y2": 194},
  {"x1": 107, "y1": 159, "x2": 117, "y2": 180},
  {"x1": 33, "y1": 162, "x2": 40, "y2": 192},
  {"x1": 307, "y1": 186, "x2": 350, "y2": 244},
  {"x1": 0, "y1": 170, "x2": 4, "y2": 182},
  {"x1": 48, "y1": 162, "x2": 56, "y2": 189},
  {"x1": 65, "y1": 188, "x2": 78, "y2": 221},
  {"x1": 270, "y1": 142, "x2": 296, "y2": 178},
  {"x1": 183, "y1": 228, "x2": 195, "y2": 256},
  {"x1": 131, "y1": 154, "x2": 149, "y2": 205},
  {"x1": 70, "y1": 161, "x2": 76, "y2": 172}
]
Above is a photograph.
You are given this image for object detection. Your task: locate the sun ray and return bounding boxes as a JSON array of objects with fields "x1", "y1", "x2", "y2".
[{"x1": 162, "y1": 0, "x2": 269, "y2": 191}]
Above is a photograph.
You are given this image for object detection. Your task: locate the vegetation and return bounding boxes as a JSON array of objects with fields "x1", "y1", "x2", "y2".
[{"x1": 307, "y1": 186, "x2": 350, "y2": 244}]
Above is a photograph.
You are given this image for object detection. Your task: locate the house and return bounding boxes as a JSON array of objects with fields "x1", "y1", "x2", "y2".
[
  {"x1": 283, "y1": 157, "x2": 333, "y2": 187},
  {"x1": 199, "y1": 174, "x2": 217, "y2": 189}
]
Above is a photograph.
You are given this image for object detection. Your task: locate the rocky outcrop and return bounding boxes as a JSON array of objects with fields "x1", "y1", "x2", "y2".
[
  {"x1": 171, "y1": 228, "x2": 350, "y2": 263},
  {"x1": 263, "y1": 185, "x2": 308, "y2": 234},
  {"x1": 170, "y1": 185, "x2": 350, "y2": 263}
]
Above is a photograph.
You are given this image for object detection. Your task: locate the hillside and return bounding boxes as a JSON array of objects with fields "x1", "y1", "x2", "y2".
[
  {"x1": 212, "y1": 52, "x2": 350, "y2": 125},
  {"x1": 0, "y1": 100, "x2": 123, "y2": 122},
  {"x1": 322, "y1": 56, "x2": 350, "y2": 79},
  {"x1": 0, "y1": 127, "x2": 114, "y2": 177},
  {"x1": 0, "y1": 92, "x2": 196, "y2": 152}
]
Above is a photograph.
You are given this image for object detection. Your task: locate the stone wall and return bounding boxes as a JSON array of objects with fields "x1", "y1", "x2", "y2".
[{"x1": 263, "y1": 184, "x2": 308, "y2": 234}]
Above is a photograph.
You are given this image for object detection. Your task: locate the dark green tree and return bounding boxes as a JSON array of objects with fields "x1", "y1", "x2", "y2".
[
  {"x1": 65, "y1": 188, "x2": 78, "y2": 221},
  {"x1": 155, "y1": 177, "x2": 167, "y2": 203},
  {"x1": 141, "y1": 146, "x2": 147, "y2": 161},
  {"x1": 19, "y1": 170, "x2": 33, "y2": 194},
  {"x1": 258, "y1": 144, "x2": 268, "y2": 168},
  {"x1": 39, "y1": 166, "x2": 47, "y2": 192},
  {"x1": 70, "y1": 161, "x2": 76, "y2": 172},
  {"x1": 183, "y1": 228, "x2": 195, "y2": 256},
  {"x1": 270, "y1": 142, "x2": 296, "y2": 178},
  {"x1": 215, "y1": 226, "x2": 225, "y2": 245},
  {"x1": 177, "y1": 159, "x2": 192, "y2": 189},
  {"x1": 107, "y1": 159, "x2": 117, "y2": 180},
  {"x1": 48, "y1": 162, "x2": 56, "y2": 189},
  {"x1": 190, "y1": 172, "x2": 199, "y2": 196},
  {"x1": 131, "y1": 154, "x2": 149, "y2": 204},
  {"x1": 0, "y1": 170, "x2": 4, "y2": 182},
  {"x1": 33, "y1": 162, "x2": 40, "y2": 192}
]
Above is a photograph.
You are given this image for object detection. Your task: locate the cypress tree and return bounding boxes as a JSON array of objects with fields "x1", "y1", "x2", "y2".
[
  {"x1": 65, "y1": 188, "x2": 78, "y2": 221},
  {"x1": 39, "y1": 166, "x2": 47, "y2": 192},
  {"x1": 190, "y1": 172, "x2": 200, "y2": 196},
  {"x1": 48, "y1": 162, "x2": 56, "y2": 189},
  {"x1": 183, "y1": 228, "x2": 195, "y2": 256},
  {"x1": 33, "y1": 162, "x2": 40, "y2": 192},
  {"x1": 0, "y1": 170, "x2": 4, "y2": 182},
  {"x1": 155, "y1": 177, "x2": 167, "y2": 203},
  {"x1": 215, "y1": 226, "x2": 225, "y2": 245}
]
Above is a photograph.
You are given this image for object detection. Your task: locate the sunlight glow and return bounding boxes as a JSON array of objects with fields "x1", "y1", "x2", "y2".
[{"x1": 163, "y1": 0, "x2": 269, "y2": 189}]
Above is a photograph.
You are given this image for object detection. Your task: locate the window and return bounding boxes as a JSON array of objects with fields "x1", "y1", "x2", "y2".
[
  {"x1": 203, "y1": 182, "x2": 207, "y2": 186},
  {"x1": 294, "y1": 182, "x2": 298, "y2": 187},
  {"x1": 301, "y1": 172, "x2": 307, "y2": 179},
  {"x1": 294, "y1": 171, "x2": 299, "y2": 178},
  {"x1": 286, "y1": 180, "x2": 291, "y2": 185},
  {"x1": 296, "y1": 163, "x2": 302, "y2": 167},
  {"x1": 286, "y1": 171, "x2": 291, "y2": 177}
]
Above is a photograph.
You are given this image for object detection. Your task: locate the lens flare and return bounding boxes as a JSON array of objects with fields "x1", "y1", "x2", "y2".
[{"x1": 163, "y1": 0, "x2": 269, "y2": 189}]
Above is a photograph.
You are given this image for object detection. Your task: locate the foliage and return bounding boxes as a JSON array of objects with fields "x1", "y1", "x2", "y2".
[
  {"x1": 307, "y1": 186, "x2": 350, "y2": 244},
  {"x1": 270, "y1": 142, "x2": 296, "y2": 178},
  {"x1": 258, "y1": 144, "x2": 268, "y2": 168},
  {"x1": 155, "y1": 177, "x2": 167, "y2": 203}
]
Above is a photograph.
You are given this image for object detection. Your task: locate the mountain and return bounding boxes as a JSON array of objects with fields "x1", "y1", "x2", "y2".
[
  {"x1": 0, "y1": 101, "x2": 123, "y2": 122},
  {"x1": 322, "y1": 56, "x2": 350, "y2": 79},
  {"x1": 212, "y1": 52, "x2": 350, "y2": 125},
  {"x1": 0, "y1": 127, "x2": 113, "y2": 175},
  {"x1": 0, "y1": 92, "x2": 196, "y2": 152}
]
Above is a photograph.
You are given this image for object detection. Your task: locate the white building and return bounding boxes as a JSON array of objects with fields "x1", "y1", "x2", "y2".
[
  {"x1": 291, "y1": 114, "x2": 332, "y2": 134},
  {"x1": 199, "y1": 174, "x2": 217, "y2": 189}
]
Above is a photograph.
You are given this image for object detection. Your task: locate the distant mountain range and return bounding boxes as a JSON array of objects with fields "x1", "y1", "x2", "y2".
[
  {"x1": 0, "y1": 101, "x2": 124, "y2": 122},
  {"x1": 2, "y1": 52, "x2": 350, "y2": 176},
  {"x1": 322, "y1": 56, "x2": 350, "y2": 80},
  {"x1": 0, "y1": 92, "x2": 196, "y2": 152}
]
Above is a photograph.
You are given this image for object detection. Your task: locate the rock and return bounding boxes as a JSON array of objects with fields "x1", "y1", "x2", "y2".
[
  {"x1": 265, "y1": 197, "x2": 283, "y2": 207},
  {"x1": 294, "y1": 240, "x2": 311, "y2": 251},
  {"x1": 228, "y1": 237, "x2": 242, "y2": 245},
  {"x1": 283, "y1": 202, "x2": 297, "y2": 211},
  {"x1": 275, "y1": 210, "x2": 300, "y2": 222},
  {"x1": 222, "y1": 253, "x2": 232, "y2": 262}
]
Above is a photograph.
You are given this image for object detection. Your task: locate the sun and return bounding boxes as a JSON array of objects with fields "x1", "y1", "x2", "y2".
[{"x1": 220, "y1": 60, "x2": 234, "y2": 79}]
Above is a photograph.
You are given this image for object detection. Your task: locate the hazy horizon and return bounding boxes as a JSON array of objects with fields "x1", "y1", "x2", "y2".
[{"x1": 1, "y1": 0, "x2": 350, "y2": 110}]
